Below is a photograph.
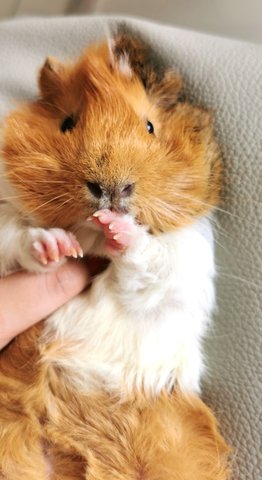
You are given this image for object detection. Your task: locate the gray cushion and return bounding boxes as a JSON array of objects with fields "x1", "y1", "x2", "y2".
[{"x1": 0, "y1": 15, "x2": 261, "y2": 479}]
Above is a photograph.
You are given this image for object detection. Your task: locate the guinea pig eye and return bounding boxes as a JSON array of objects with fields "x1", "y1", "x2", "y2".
[
  {"x1": 60, "y1": 116, "x2": 76, "y2": 133},
  {"x1": 146, "y1": 120, "x2": 154, "y2": 134}
]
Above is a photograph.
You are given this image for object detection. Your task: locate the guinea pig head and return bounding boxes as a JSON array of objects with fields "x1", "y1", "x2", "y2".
[{"x1": 2, "y1": 30, "x2": 222, "y2": 233}]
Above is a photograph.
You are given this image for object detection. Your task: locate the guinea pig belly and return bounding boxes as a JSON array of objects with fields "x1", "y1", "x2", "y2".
[{"x1": 40, "y1": 216, "x2": 216, "y2": 397}]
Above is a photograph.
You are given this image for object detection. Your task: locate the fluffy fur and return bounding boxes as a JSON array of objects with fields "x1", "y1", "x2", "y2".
[
  {"x1": 0, "y1": 27, "x2": 230, "y2": 478},
  {"x1": 0, "y1": 326, "x2": 230, "y2": 479},
  {"x1": 0, "y1": 28, "x2": 221, "y2": 395}
]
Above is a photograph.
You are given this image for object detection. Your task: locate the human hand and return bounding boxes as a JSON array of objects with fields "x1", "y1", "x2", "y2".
[{"x1": 0, "y1": 258, "x2": 103, "y2": 349}]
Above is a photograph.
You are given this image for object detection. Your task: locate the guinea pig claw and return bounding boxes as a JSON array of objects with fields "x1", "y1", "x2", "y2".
[
  {"x1": 92, "y1": 209, "x2": 111, "y2": 218},
  {"x1": 32, "y1": 240, "x2": 48, "y2": 265},
  {"x1": 67, "y1": 232, "x2": 83, "y2": 258},
  {"x1": 92, "y1": 211, "x2": 102, "y2": 218},
  {"x1": 113, "y1": 234, "x2": 121, "y2": 241},
  {"x1": 52, "y1": 252, "x2": 60, "y2": 263}
]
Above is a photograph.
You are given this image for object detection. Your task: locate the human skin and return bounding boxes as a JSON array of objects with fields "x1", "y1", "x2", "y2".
[{"x1": 0, "y1": 258, "x2": 100, "y2": 349}]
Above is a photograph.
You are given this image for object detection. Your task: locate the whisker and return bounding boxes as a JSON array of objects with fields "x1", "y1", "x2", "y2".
[
  {"x1": 170, "y1": 190, "x2": 258, "y2": 227},
  {"x1": 17, "y1": 163, "x2": 67, "y2": 171},
  {"x1": 44, "y1": 198, "x2": 75, "y2": 222},
  {"x1": 217, "y1": 257, "x2": 262, "y2": 274},
  {"x1": 1, "y1": 156, "x2": 74, "y2": 174},
  {"x1": 216, "y1": 271, "x2": 262, "y2": 291},
  {"x1": 151, "y1": 202, "x2": 234, "y2": 253},
  {"x1": 39, "y1": 100, "x2": 70, "y2": 117},
  {"x1": 212, "y1": 238, "x2": 231, "y2": 254},
  {"x1": 27, "y1": 193, "x2": 69, "y2": 214},
  {"x1": 24, "y1": 179, "x2": 75, "y2": 185},
  {"x1": 212, "y1": 225, "x2": 232, "y2": 242},
  {"x1": 52, "y1": 197, "x2": 74, "y2": 212},
  {"x1": 0, "y1": 193, "x2": 31, "y2": 202},
  {"x1": 152, "y1": 198, "x2": 188, "y2": 217}
]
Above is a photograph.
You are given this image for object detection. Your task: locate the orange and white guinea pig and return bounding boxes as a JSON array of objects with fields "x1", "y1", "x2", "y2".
[{"x1": 0, "y1": 25, "x2": 229, "y2": 479}]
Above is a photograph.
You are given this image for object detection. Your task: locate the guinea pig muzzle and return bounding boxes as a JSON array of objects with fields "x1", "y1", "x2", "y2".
[{"x1": 87, "y1": 181, "x2": 135, "y2": 214}]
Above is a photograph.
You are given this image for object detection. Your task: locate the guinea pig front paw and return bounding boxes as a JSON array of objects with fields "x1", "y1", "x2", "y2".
[
  {"x1": 20, "y1": 227, "x2": 83, "y2": 272},
  {"x1": 90, "y1": 209, "x2": 140, "y2": 256}
]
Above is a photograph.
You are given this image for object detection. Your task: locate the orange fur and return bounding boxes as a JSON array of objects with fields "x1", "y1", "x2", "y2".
[
  {"x1": 0, "y1": 325, "x2": 230, "y2": 479},
  {"x1": 2, "y1": 34, "x2": 222, "y2": 233}
]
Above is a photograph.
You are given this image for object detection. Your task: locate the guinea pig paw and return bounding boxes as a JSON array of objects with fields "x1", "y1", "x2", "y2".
[
  {"x1": 27, "y1": 227, "x2": 83, "y2": 267},
  {"x1": 91, "y1": 210, "x2": 138, "y2": 256}
]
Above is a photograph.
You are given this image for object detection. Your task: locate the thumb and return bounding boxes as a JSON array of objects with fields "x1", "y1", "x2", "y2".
[
  {"x1": 44, "y1": 259, "x2": 91, "y2": 307},
  {"x1": 0, "y1": 259, "x2": 92, "y2": 349}
]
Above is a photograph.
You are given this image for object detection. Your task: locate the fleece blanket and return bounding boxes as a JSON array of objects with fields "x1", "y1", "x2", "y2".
[{"x1": 0, "y1": 15, "x2": 261, "y2": 479}]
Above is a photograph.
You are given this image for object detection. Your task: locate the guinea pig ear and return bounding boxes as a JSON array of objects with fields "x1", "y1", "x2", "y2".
[
  {"x1": 108, "y1": 38, "x2": 133, "y2": 79},
  {"x1": 38, "y1": 56, "x2": 65, "y2": 101},
  {"x1": 110, "y1": 24, "x2": 183, "y2": 109}
]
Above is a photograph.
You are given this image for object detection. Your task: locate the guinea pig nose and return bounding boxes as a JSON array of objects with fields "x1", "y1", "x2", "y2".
[
  {"x1": 119, "y1": 182, "x2": 135, "y2": 198},
  {"x1": 86, "y1": 182, "x2": 103, "y2": 199}
]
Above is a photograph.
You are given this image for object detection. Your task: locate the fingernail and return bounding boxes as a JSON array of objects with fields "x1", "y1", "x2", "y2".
[{"x1": 109, "y1": 223, "x2": 115, "y2": 231}]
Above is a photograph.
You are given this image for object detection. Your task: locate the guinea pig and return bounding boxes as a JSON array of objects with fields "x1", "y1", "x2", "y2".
[
  {"x1": 0, "y1": 25, "x2": 222, "y2": 397},
  {"x1": 0, "y1": 24, "x2": 230, "y2": 480}
]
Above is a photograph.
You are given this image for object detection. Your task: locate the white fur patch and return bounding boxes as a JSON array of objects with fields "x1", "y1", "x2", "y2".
[{"x1": 41, "y1": 217, "x2": 216, "y2": 397}]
